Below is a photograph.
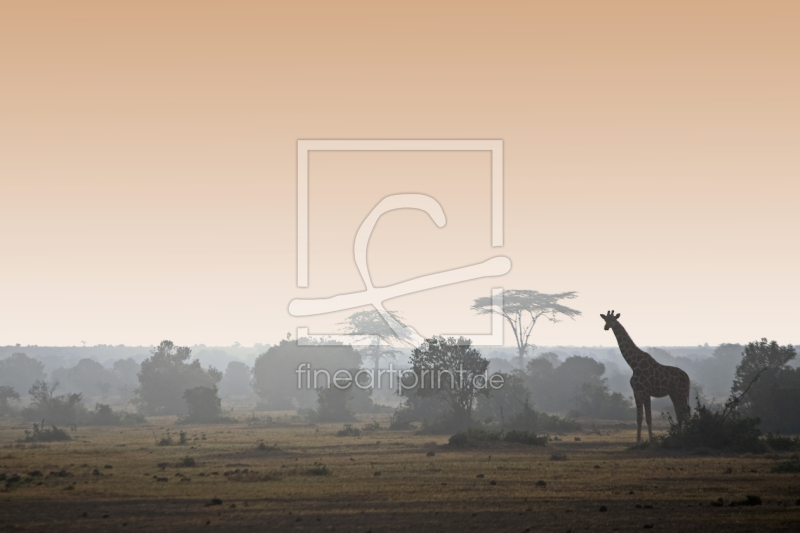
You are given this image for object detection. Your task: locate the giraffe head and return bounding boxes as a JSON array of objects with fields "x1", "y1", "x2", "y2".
[{"x1": 600, "y1": 310, "x2": 621, "y2": 330}]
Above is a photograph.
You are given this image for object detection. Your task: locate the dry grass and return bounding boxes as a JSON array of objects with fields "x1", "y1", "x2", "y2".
[{"x1": 0, "y1": 414, "x2": 799, "y2": 531}]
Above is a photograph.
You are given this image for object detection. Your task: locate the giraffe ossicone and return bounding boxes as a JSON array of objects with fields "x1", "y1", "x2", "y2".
[{"x1": 600, "y1": 310, "x2": 691, "y2": 444}]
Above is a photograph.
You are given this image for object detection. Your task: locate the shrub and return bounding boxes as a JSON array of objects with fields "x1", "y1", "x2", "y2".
[
  {"x1": 659, "y1": 400, "x2": 765, "y2": 453},
  {"x1": 256, "y1": 441, "x2": 279, "y2": 452},
  {"x1": 765, "y1": 433, "x2": 800, "y2": 452},
  {"x1": 362, "y1": 420, "x2": 380, "y2": 432},
  {"x1": 21, "y1": 422, "x2": 71, "y2": 443},
  {"x1": 313, "y1": 387, "x2": 357, "y2": 423},
  {"x1": 86, "y1": 404, "x2": 145, "y2": 426},
  {"x1": 448, "y1": 428, "x2": 502, "y2": 447},
  {"x1": 569, "y1": 383, "x2": 636, "y2": 421},
  {"x1": 336, "y1": 424, "x2": 361, "y2": 437},
  {"x1": 550, "y1": 452, "x2": 567, "y2": 461},
  {"x1": 22, "y1": 380, "x2": 85, "y2": 426},
  {"x1": 504, "y1": 430, "x2": 548, "y2": 446},
  {"x1": 306, "y1": 462, "x2": 331, "y2": 476},
  {"x1": 388, "y1": 413, "x2": 415, "y2": 431},
  {"x1": 180, "y1": 386, "x2": 235, "y2": 423},
  {"x1": 178, "y1": 456, "x2": 196, "y2": 467},
  {"x1": 505, "y1": 400, "x2": 581, "y2": 433},
  {"x1": 156, "y1": 429, "x2": 187, "y2": 446},
  {"x1": 771, "y1": 460, "x2": 800, "y2": 473}
]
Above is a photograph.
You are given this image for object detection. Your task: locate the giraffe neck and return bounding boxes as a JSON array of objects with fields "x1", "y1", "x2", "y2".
[{"x1": 611, "y1": 323, "x2": 653, "y2": 371}]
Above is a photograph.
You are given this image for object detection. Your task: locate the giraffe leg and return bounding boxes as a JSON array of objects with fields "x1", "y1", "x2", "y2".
[
  {"x1": 643, "y1": 396, "x2": 653, "y2": 442},
  {"x1": 634, "y1": 394, "x2": 643, "y2": 444},
  {"x1": 670, "y1": 388, "x2": 690, "y2": 435}
]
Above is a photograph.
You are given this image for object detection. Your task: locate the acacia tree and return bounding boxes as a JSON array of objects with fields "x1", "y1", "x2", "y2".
[
  {"x1": 339, "y1": 309, "x2": 408, "y2": 377},
  {"x1": 472, "y1": 290, "x2": 581, "y2": 370}
]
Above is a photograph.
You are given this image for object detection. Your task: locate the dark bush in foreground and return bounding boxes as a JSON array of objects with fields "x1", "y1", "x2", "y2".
[
  {"x1": 771, "y1": 460, "x2": 800, "y2": 473},
  {"x1": 21, "y1": 422, "x2": 71, "y2": 442},
  {"x1": 765, "y1": 433, "x2": 800, "y2": 452},
  {"x1": 449, "y1": 427, "x2": 548, "y2": 447},
  {"x1": 659, "y1": 401, "x2": 764, "y2": 453}
]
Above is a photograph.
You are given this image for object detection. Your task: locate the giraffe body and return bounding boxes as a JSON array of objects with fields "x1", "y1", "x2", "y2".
[{"x1": 601, "y1": 311, "x2": 691, "y2": 444}]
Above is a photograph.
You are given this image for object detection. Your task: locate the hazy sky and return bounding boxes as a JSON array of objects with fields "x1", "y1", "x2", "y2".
[{"x1": 1, "y1": 1, "x2": 798, "y2": 348}]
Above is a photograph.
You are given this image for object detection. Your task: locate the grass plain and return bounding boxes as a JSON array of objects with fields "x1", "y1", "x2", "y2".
[{"x1": 1, "y1": 414, "x2": 799, "y2": 532}]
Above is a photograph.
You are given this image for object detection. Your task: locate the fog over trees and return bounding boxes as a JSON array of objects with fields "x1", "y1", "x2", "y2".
[{"x1": 1, "y1": 334, "x2": 798, "y2": 431}]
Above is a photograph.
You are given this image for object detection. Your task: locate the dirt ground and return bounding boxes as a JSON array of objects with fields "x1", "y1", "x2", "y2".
[{"x1": 1, "y1": 415, "x2": 799, "y2": 532}]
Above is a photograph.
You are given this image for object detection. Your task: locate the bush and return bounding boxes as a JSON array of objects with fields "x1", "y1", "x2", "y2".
[
  {"x1": 86, "y1": 404, "x2": 145, "y2": 426},
  {"x1": 388, "y1": 413, "x2": 415, "y2": 431},
  {"x1": 22, "y1": 381, "x2": 85, "y2": 426},
  {"x1": 306, "y1": 462, "x2": 331, "y2": 476},
  {"x1": 336, "y1": 424, "x2": 361, "y2": 437},
  {"x1": 771, "y1": 460, "x2": 800, "y2": 473},
  {"x1": 765, "y1": 433, "x2": 800, "y2": 452},
  {"x1": 313, "y1": 386, "x2": 357, "y2": 423},
  {"x1": 180, "y1": 386, "x2": 235, "y2": 423},
  {"x1": 178, "y1": 456, "x2": 196, "y2": 467},
  {"x1": 448, "y1": 427, "x2": 548, "y2": 447},
  {"x1": 448, "y1": 428, "x2": 502, "y2": 447},
  {"x1": 504, "y1": 430, "x2": 548, "y2": 446},
  {"x1": 362, "y1": 420, "x2": 380, "y2": 432},
  {"x1": 659, "y1": 400, "x2": 765, "y2": 453},
  {"x1": 156, "y1": 429, "x2": 187, "y2": 446},
  {"x1": 505, "y1": 400, "x2": 581, "y2": 434},
  {"x1": 21, "y1": 422, "x2": 71, "y2": 443},
  {"x1": 569, "y1": 383, "x2": 636, "y2": 421}
]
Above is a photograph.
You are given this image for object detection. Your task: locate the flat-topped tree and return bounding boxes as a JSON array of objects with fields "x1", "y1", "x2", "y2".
[
  {"x1": 472, "y1": 290, "x2": 581, "y2": 370},
  {"x1": 339, "y1": 309, "x2": 408, "y2": 378}
]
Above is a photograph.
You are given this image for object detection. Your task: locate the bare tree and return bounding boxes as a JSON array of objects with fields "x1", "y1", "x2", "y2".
[{"x1": 472, "y1": 290, "x2": 581, "y2": 370}]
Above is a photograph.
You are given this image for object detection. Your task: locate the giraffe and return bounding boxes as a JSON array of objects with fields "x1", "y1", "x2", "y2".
[{"x1": 600, "y1": 311, "x2": 691, "y2": 444}]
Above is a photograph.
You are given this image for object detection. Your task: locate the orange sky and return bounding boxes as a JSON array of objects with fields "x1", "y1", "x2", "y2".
[{"x1": 1, "y1": 1, "x2": 798, "y2": 348}]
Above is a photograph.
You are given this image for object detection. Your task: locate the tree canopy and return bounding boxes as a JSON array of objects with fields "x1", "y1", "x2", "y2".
[
  {"x1": 472, "y1": 290, "x2": 581, "y2": 369},
  {"x1": 134, "y1": 340, "x2": 222, "y2": 415}
]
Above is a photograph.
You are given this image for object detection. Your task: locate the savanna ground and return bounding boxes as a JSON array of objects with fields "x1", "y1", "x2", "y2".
[{"x1": 1, "y1": 414, "x2": 799, "y2": 532}]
